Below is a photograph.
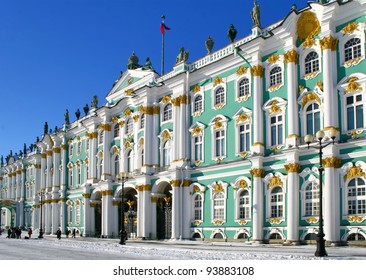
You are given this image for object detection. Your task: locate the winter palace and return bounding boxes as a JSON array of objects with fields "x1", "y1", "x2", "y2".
[{"x1": 1, "y1": 0, "x2": 366, "y2": 245}]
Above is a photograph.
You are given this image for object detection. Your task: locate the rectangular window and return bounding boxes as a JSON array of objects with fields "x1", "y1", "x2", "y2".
[
  {"x1": 239, "y1": 124, "x2": 250, "y2": 153},
  {"x1": 215, "y1": 130, "x2": 225, "y2": 157},
  {"x1": 194, "y1": 135, "x2": 203, "y2": 161}
]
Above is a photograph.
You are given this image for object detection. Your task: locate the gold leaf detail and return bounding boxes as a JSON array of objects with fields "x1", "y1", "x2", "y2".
[
  {"x1": 345, "y1": 77, "x2": 362, "y2": 94},
  {"x1": 238, "y1": 180, "x2": 247, "y2": 188},
  {"x1": 213, "y1": 183, "x2": 224, "y2": 193},
  {"x1": 269, "y1": 100, "x2": 282, "y2": 115},
  {"x1": 284, "y1": 163, "x2": 300, "y2": 173},
  {"x1": 269, "y1": 175, "x2": 283, "y2": 188},
  {"x1": 213, "y1": 77, "x2": 223, "y2": 87},
  {"x1": 322, "y1": 157, "x2": 341, "y2": 168},
  {"x1": 345, "y1": 166, "x2": 366, "y2": 179},
  {"x1": 319, "y1": 35, "x2": 338, "y2": 51},
  {"x1": 192, "y1": 127, "x2": 202, "y2": 135},
  {"x1": 307, "y1": 217, "x2": 318, "y2": 224},
  {"x1": 297, "y1": 11, "x2": 320, "y2": 40},
  {"x1": 250, "y1": 65, "x2": 264, "y2": 77},
  {"x1": 162, "y1": 130, "x2": 171, "y2": 140},
  {"x1": 236, "y1": 66, "x2": 248, "y2": 76},
  {"x1": 268, "y1": 54, "x2": 279, "y2": 64},
  {"x1": 341, "y1": 22, "x2": 359, "y2": 35},
  {"x1": 302, "y1": 92, "x2": 321, "y2": 107},
  {"x1": 284, "y1": 50, "x2": 298, "y2": 64},
  {"x1": 302, "y1": 36, "x2": 316, "y2": 48},
  {"x1": 192, "y1": 85, "x2": 201, "y2": 93},
  {"x1": 125, "y1": 88, "x2": 134, "y2": 96},
  {"x1": 250, "y1": 168, "x2": 265, "y2": 178},
  {"x1": 124, "y1": 108, "x2": 132, "y2": 116}
]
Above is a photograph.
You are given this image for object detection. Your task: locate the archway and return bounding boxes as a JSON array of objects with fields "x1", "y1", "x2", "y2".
[
  {"x1": 117, "y1": 187, "x2": 138, "y2": 239},
  {"x1": 156, "y1": 182, "x2": 172, "y2": 240},
  {"x1": 92, "y1": 191, "x2": 102, "y2": 237}
]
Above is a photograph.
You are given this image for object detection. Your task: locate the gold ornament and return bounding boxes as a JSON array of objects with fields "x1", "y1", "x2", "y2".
[
  {"x1": 268, "y1": 54, "x2": 280, "y2": 64},
  {"x1": 236, "y1": 66, "x2": 248, "y2": 76},
  {"x1": 284, "y1": 163, "x2": 300, "y2": 173},
  {"x1": 345, "y1": 77, "x2": 362, "y2": 94},
  {"x1": 250, "y1": 168, "x2": 265, "y2": 178},
  {"x1": 162, "y1": 130, "x2": 171, "y2": 140},
  {"x1": 213, "y1": 183, "x2": 224, "y2": 193},
  {"x1": 297, "y1": 11, "x2": 320, "y2": 40},
  {"x1": 268, "y1": 175, "x2": 283, "y2": 188},
  {"x1": 125, "y1": 88, "x2": 134, "y2": 96},
  {"x1": 269, "y1": 100, "x2": 282, "y2": 115},
  {"x1": 341, "y1": 22, "x2": 359, "y2": 35},
  {"x1": 284, "y1": 50, "x2": 298, "y2": 64},
  {"x1": 322, "y1": 157, "x2": 341, "y2": 168},
  {"x1": 124, "y1": 108, "x2": 132, "y2": 116},
  {"x1": 213, "y1": 77, "x2": 223, "y2": 87},
  {"x1": 250, "y1": 65, "x2": 264, "y2": 77},
  {"x1": 192, "y1": 127, "x2": 202, "y2": 135},
  {"x1": 302, "y1": 92, "x2": 321, "y2": 107},
  {"x1": 192, "y1": 84, "x2": 201, "y2": 93},
  {"x1": 238, "y1": 180, "x2": 247, "y2": 188},
  {"x1": 302, "y1": 36, "x2": 316, "y2": 48},
  {"x1": 345, "y1": 166, "x2": 366, "y2": 179},
  {"x1": 319, "y1": 35, "x2": 338, "y2": 51}
]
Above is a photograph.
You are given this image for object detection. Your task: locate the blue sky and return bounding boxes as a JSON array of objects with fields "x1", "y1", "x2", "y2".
[{"x1": 0, "y1": 0, "x2": 309, "y2": 160}]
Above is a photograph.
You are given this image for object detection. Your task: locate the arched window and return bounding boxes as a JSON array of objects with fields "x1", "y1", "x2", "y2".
[
  {"x1": 304, "y1": 183, "x2": 319, "y2": 216},
  {"x1": 347, "y1": 178, "x2": 366, "y2": 215},
  {"x1": 213, "y1": 192, "x2": 225, "y2": 220},
  {"x1": 214, "y1": 87, "x2": 225, "y2": 106},
  {"x1": 347, "y1": 233, "x2": 365, "y2": 241},
  {"x1": 127, "y1": 150, "x2": 133, "y2": 173},
  {"x1": 194, "y1": 95, "x2": 203, "y2": 113},
  {"x1": 345, "y1": 38, "x2": 361, "y2": 62},
  {"x1": 77, "y1": 165, "x2": 81, "y2": 185},
  {"x1": 305, "y1": 103, "x2": 321, "y2": 135},
  {"x1": 67, "y1": 205, "x2": 73, "y2": 224},
  {"x1": 69, "y1": 144, "x2": 73, "y2": 157},
  {"x1": 238, "y1": 78, "x2": 250, "y2": 98},
  {"x1": 114, "y1": 124, "x2": 120, "y2": 138},
  {"x1": 162, "y1": 140, "x2": 171, "y2": 167},
  {"x1": 194, "y1": 194, "x2": 203, "y2": 220},
  {"x1": 270, "y1": 187, "x2": 283, "y2": 218},
  {"x1": 163, "y1": 104, "x2": 172, "y2": 121},
  {"x1": 239, "y1": 189, "x2": 250, "y2": 219},
  {"x1": 304, "y1": 51, "x2": 319, "y2": 74},
  {"x1": 269, "y1": 67, "x2": 282, "y2": 87},
  {"x1": 346, "y1": 93, "x2": 363, "y2": 130},
  {"x1": 125, "y1": 118, "x2": 133, "y2": 134},
  {"x1": 69, "y1": 168, "x2": 73, "y2": 187},
  {"x1": 77, "y1": 142, "x2": 82, "y2": 154},
  {"x1": 114, "y1": 155, "x2": 119, "y2": 178},
  {"x1": 140, "y1": 114, "x2": 145, "y2": 129}
]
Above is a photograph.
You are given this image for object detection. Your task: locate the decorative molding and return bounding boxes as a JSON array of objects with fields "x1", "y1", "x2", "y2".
[
  {"x1": 162, "y1": 96, "x2": 171, "y2": 104},
  {"x1": 285, "y1": 163, "x2": 301, "y2": 173},
  {"x1": 98, "y1": 123, "x2": 111, "y2": 131},
  {"x1": 302, "y1": 36, "x2": 316, "y2": 48},
  {"x1": 345, "y1": 77, "x2": 362, "y2": 94},
  {"x1": 319, "y1": 35, "x2": 338, "y2": 51},
  {"x1": 306, "y1": 217, "x2": 318, "y2": 224},
  {"x1": 348, "y1": 216, "x2": 366, "y2": 223},
  {"x1": 213, "y1": 183, "x2": 224, "y2": 193},
  {"x1": 322, "y1": 157, "x2": 341, "y2": 168},
  {"x1": 46, "y1": 150, "x2": 53, "y2": 156},
  {"x1": 284, "y1": 50, "x2": 298, "y2": 64},
  {"x1": 193, "y1": 220, "x2": 202, "y2": 226},
  {"x1": 269, "y1": 218, "x2": 283, "y2": 225},
  {"x1": 250, "y1": 168, "x2": 265, "y2": 178},
  {"x1": 192, "y1": 84, "x2": 201, "y2": 93},
  {"x1": 213, "y1": 76, "x2": 223, "y2": 87},
  {"x1": 53, "y1": 147, "x2": 61, "y2": 153},
  {"x1": 236, "y1": 66, "x2": 248, "y2": 76},
  {"x1": 302, "y1": 92, "x2": 321, "y2": 107},
  {"x1": 297, "y1": 11, "x2": 320, "y2": 40},
  {"x1": 101, "y1": 190, "x2": 113, "y2": 196},
  {"x1": 341, "y1": 22, "x2": 359, "y2": 35},
  {"x1": 250, "y1": 65, "x2": 264, "y2": 77},
  {"x1": 269, "y1": 100, "x2": 282, "y2": 115},
  {"x1": 124, "y1": 108, "x2": 132, "y2": 116},
  {"x1": 268, "y1": 175, "x2": 283, "y2": 188},
  {"x1": 40, "y1": 153, "x2": 47, "y2": 159},
  {"x1": 162, "y1": 130, "x2": 171, "y2": 140},
  {"x1": 125, "y1": 88, "x2": 134, "y2": 96},
  {"x1": 212, "y1": 219, "x2": 224, "y2": 226},
  {"x1": 235, "y1": 113, "x2": 250, "y2": 125},
  {"x1": 82, "y1": 193, "x2": 91, "y2": 199},
  {"x1": 344, "y1": 165, "x2": 366, "y2": 179},
  {"x1": 237, "y1": 220, "x2": 248, "y2": 226},
  {"x1": 267, "y1": 54, "x2": 280, "y2": 64}
]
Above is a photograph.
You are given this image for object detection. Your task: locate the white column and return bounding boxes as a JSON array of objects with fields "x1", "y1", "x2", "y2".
[
  {"x1": 40, "y1": 153, "x2": 46, "y2": 189},
  {"x1": 90, "y1": 133, "x2": 97, "y2": 180},
  {"x1": 285, "y1": 163, "x2": 300, "y2": 243},
  {"x1": 285, "y1": 50, "x2": 299, "y2": 146},
  {"x1": 172, "y1": 101, "x2": 180, "y2": 161},
  {"x1": 250, "y1": 65, "x2": 264, "y2": 154},
  {"x1": 136, "y1": 188, "x2": 143, "y2": 238},
  {"x1": 153, "y1": 105, "x2": 160, "y2": 168},
  {"x1": 102, "y1": 124, "x2": 112, "y2": 180},
  {"x1": 250, "y1": 166, "x2": 264, "y2": 242},
  {"x1": 320, "y1": 35, "x2": 338, "y2": 131},
  {"x1": 182, "y1": 184, "x2": 191, "y2": 239},
  {"x1": 171, "y1": 184, "x2": 180, "y2": 239},
  {"x1": 150, "y1": 197, "x2": 158, "y2": 239},
  {"x1": 142, "y1": 187, "x2": 151, "y2": 239},
  {"x1": 133, "y1": 116, "x2": 139, "y2": 171}
]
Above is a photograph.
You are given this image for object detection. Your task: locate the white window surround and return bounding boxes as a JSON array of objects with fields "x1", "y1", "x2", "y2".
[
  {"x1": 263, "y1": 98, "x2": 287, "y2": 149},
  {"x1": 190, "y1": 183, "x2": 206, "y2": 224},
  {"x1": 337, "y1": 73, "x2": 366, "y2": 135},
  {"x1": 233, "y1": 107, "x2": 252, "y2": 156},
  {"x1": 264, "y1": 57, "x2": 284, "y2": 92},
  {"x1": 298, "y1": 44, "x2": 322, "y2": 80},
  {"x1": 264, "y1": 172, "x2": 287, "y2": 223},
  {"x1": 235, "y1": 74, "x2": 251, "y2": 102},
  {"x1": 209, "y1": 181, "x2": 228, "y2": 224},
  {"x1": 209, "y1": 115, "x2": 228, "y2": 161},
  {"x1": 337, "y1": 23, "x2": 365, "y2": 67},
  {"x1": 139, "y1": 113, "x2": 145, "y2": 130},
  {"x1": 160, "y1": 103, "x2": 173, "y2": 124},
  {"x1": 212, "y1": 81, "x2": 227, "y2": 110},
  {"x1": 232, "y1": 177, "x2": 252, "y2": 221},
  {"x1": 189, "y1": 122, "x2": 206, "y2": 165},
  {"x1": 193, "y1": 94, "x2": 204, "y2": 115},
  {"x1": 300, "y1": 175, "x2": 320, "y2": 219}
]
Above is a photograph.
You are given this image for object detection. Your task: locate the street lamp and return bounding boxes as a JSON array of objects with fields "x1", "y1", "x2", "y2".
[
  {"x1": 38, "y1": 189, "x2": 45, "y2": 239},
  {"x1": 117, "y1": 172, "x2": 130, "y2": 245},
  {"x1": 304, "y1": 128, "x2": 338, "y2": 257}
]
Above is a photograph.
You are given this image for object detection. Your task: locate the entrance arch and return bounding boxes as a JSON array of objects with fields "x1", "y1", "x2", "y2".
[
  {"x1": 116, "y1": 186, "x2": 138, "y2": 239},
  {"x1": 155, "y1": 182, "x2": 172, "y2": 240},
  {"x1": 90, "y1": 191, "x2": 102, "y2": 237}
]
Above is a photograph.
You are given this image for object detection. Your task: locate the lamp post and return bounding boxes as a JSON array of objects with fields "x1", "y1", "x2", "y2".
[
  {"x1": 304, "y1": 128, "x2": 338, "y2": 257},
  {"x1": 117, "y1": 172, "x2": 130, "y2": 245},
  {"x1": 38, "y1": 189, "x2": 45, "y2": 239}
]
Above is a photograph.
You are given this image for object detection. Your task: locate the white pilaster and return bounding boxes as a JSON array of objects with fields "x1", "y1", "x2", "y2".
[{"x1": 251, "y1": 65, "x2": 264, "y2": 154}]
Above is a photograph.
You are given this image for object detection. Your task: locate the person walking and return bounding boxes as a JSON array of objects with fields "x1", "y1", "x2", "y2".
[
  {"x1": 56, "y1": 228, "x2": 62, "y2": 240},
  {"x1": 28, "y1": 228, "x2": 32, "y2": 239},
  {"x1": 72, "y1": 228, "x2": 76, "y2": 238},
  {"x1": 7, "y1": 228, "x2": 11, "y2": 238}
]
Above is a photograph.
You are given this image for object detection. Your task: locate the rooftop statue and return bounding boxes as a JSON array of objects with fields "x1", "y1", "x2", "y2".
[
  {"x1": 44, "y1": 121, "x2": 48, "y2": 135},
  {"x1": 127, "y1": 52, "x2": 140, "y2": 70},
  {"x1": 75, "y1": 108, "x2": 81, "y2": 120},
  {"x1": 142, "y1": 57, "x2": 154, "y2": 70},
  {"x1": 83, "y1": 103, "x2": 89, "y2": 115},
  {"x1": 176, "y1": 47, "x2": 189, "y2": 64},
  {"x1": 64, "y1": 109, "x2": 70, "y2": 125},
  {"x1": 227, "y1": 24, "x2": 237, "y2": 43},
  {"x1": 205, "y1": 35, "x2": 214, "y2": 54},
  {"x1": 23, "y1": 143, "x2": 27, "y2": 155},
  {"x1": 251, "y1": 0, "x2": 261, "y2": 27},
  {"x1": 91, "y1": 95, "x2": 98, "y2": 109}
]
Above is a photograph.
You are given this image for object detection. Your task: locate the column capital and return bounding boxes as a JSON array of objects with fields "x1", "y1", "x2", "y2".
[
  {"x1": 250, "y1": 168, "x2": 265, "y2": 178},
  {"x1": 250, "y1": 65, "x2": 264, "y2": 77},
  {"x1": 284, "y1": 163, "x2": 301, "y2": 173},
  {"x1": 322, "y1": 157, "x2": 341, "y2": 168},
  {"x1": 320, "y1": 35, "x2": 338, "y2": 51},
  {"x1": 284, "y1": 50, "x2": 299, "y2": 64}
]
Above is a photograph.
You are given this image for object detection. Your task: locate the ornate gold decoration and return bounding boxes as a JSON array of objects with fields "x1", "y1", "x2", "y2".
[
  {"x1": 139, "y1": 105, "x2": 154, "y2": 115},
  {"x1": 213, "y1": 183, "x2": 224, "y2": 193},
  {"x1": 345, "y1": 166, "x2": 366, "y2": 179},
  {"x1": 269, "y1": 175, "x2": 283, "y2": 188},
  {"x1": 192, "y1": 127, "x2": 202, "y2": 135},
  {"x1": 162, "y1": 130, "x2": 171, "y2": 140},
  {"x1": 125, "y1": 88, "x2": 134, "y2": 96},
  {"x1": 344, "y1": 57, "x2": 362, "y2": 67},
  {"x1": 138, "y1": 137, "x2": 144, "y2": 147},
  {"x1": 299, "y1": 85, "x2": 305, "y2": 92},
  {"x1": 238, "y1": 220, "x2": 248, "y2": 225},
  {"x1": 316, "y1": 80, "x2": 323, "y2": 91},
  {"x1": 98, "y1": 151, "x2": 104, "y2": 158},
  {"x1": 341, "y1": 22, "x2": 359, "y2": 34},
  {"x1": 304, "y1": 71, "x2": 320, "y2": 80},
  {"x1": 238, "y1": 180, "x2": 247, "y2": 188},
  {"x1": 171, "y1": 96, "x2": 181, "y2": 107},
  {"x1": 213, "y1": 117, "x2": 223, "y2": 129},
  {"x1": 46, "y1": 150, "x2": 53, "y2": 156},
  {"x1": 268, "y1": 84, "x2": 281, "y2": 92},
  {"x1": 195, "y1": 160, "x2": 201, "y2": 166},
  {"x1": 98, "y1": 123, "x2": 111, "y2": 131},
  {"x1": 101, "y1": 190, "x2": 113, "y2": 196},
  {"x1": 113, "y1": 146, "x2": 119, "y2": 155},
  {"x1": 302, "y1": 92, "x2": 321, "y2": 107},
  {"x1": 192, "y1": 84, "x2": 201, "y2": 93},
  {"x1": 240, "y1": 152, "x2": 247, "y2": 157},
  {"x1": 53, "y1": 147, "x2": 61, "y2": 154},
  {"x1": 268, "y1": 54, "x2": 280, "y2": 64},
  {"x1": 284, "y1": 163, "x2": 300, "y2": 173},
  {"x1": 319, "y1": 35, "x2": 338, "y2": 51},
  {"x1": 213, "y1": 220, "x2": 224, "y2": 226},
  {"x1": 133, "y1": 115, "x2": 139, "y2": 123},
  {"x1": 82, "y1": 193, "x2": 91, "y2": 199},
  {"x1": 40, "y1": 153, "x2": 47, "y2": 159},
  {"x1": 284, "y1": 50, "x2": 298, "y2": 64},
  {"x1": 193, "y1": 185, "x2": 201, "y2": 193},
  {"x1": 164, "y1": 196, "x2": 171, "y2": 205},
  {"x1": 236, "y1": 114, "x2": 250, "y2": 124},
  {"x1": 162, "y1": 96, "x2": 171, "y2": 104},
  {"x1": 269, "y1": 218, "x2": 282, "y2": 224},
  {"x1": 322, "y1": 157, "x2": 341, "y2": 168},
  {"x1": 119, "y1": 120, "x2": 125, "y2": 127},
  {"x1": 345, "y1": 77, "x2": 362, "y2": 94},
  {"x1": 349, "y1": 129, "x2": 364, "y2": 139},
  {"x1": 124, "y1": 108, "x2": 132, "y2": 116},
  {"x1": 250, "y1": 168, "x2": 265, "y2": 178},
  {"x1": 250, "y1": 65, "x2": 264, "y2": 77},
  {"x1": 302, "y1": 36, "x2": 316, "y2": 48},
  {"x1": 348, "y1": 216, "x2": 366, "y2": 223},
  {"x1": 193, "y1": 220, "x2": 202, "y2": 226},
  {"x1": 34, "y1": 164, "x2": 41, "y2": 169},
  {"x1": 153, "y1": 106, "x2": 160, "y2": 114},
  {"x1": 269, "y1": 100, "x2": 282, "y2": 115},
  {"x1": 307, "y1": 217, "x2": 318, "y2": 224},
  {"x1": 236, "y1": 66, "x2": 248, "y2": 76},
  {"x1": 213, "y1": 77, "x2": 223, "y2": 87},
  {"x1": 126, "y1": 200, "x2": 134, "y2": 209},
  {"x1": 112, "y1": 116, "x2": 120, "y2": 123},
  {"x1": 124, "y1": 140, "x2": 131, "y2": 149},
  {"x1": 151, "y1": 197, "x2": 159, "y2": 203},
  {"x1": 297, "y1": 11, "x2": 320, "y2": 40},
  {"x1": 170, "y1": 180, "x2": 181, "y2": 187}
]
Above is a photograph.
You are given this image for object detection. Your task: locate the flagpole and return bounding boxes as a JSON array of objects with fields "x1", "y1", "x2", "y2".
[{"x1": 161, "y1": 15, "x2": 165, "y2": 75}]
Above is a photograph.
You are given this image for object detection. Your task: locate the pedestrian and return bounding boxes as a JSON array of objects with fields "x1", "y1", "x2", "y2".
[
  {"x1": 7, "y1": 228, "x2": 11, "y2": 238},
  {"x1": 28, "y1": 228, "x2": 32, "y2": 239},
  {"x1": 66, "y1": 228, "x2": 70, "y2": 238},
  {"x1": 72, "y1": 228, "x2": 76, "y2": 238},
  {"x1": 56, "y1": 228, "x2": 62, "y2": 240}
]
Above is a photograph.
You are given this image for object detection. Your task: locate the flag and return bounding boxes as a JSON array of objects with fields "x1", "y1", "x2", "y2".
[{"x1": 160, "y1": 22, "x2": 171, "y2": 35}]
